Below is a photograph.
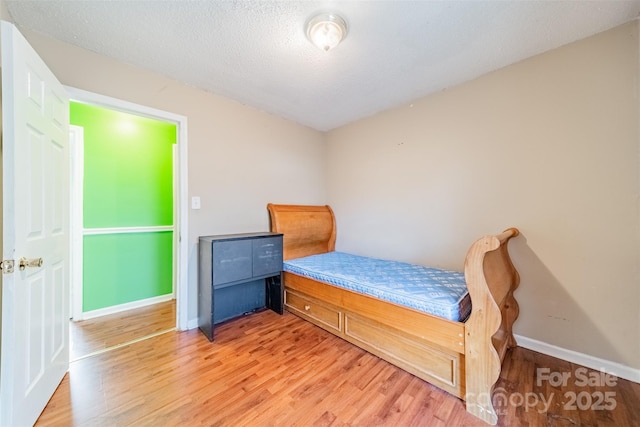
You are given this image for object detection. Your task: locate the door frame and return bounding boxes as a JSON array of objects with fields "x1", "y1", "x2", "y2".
[
  {"x1": 66, "y1": 86, "x2": 189, "y2": 330},
  {"x1": 69, "y1": 124, "x2": 84, "y2": 322}
]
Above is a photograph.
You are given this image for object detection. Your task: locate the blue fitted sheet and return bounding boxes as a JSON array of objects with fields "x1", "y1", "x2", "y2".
[{"x1": 284, "y1": 251, "x2": 471, "y2": 322}]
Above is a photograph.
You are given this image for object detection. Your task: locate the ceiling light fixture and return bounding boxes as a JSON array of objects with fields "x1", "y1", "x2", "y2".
[{"x1": 305, "y1": 13, "x2": 347, "y2": 52}]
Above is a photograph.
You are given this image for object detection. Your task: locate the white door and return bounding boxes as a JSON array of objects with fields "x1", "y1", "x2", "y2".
[{"x1": 0, "y1": 21, "x2": 70, "y2": 426}]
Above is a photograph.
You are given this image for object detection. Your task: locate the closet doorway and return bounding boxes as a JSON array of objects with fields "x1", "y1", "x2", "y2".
[{"x1": 67, "y1": 87, "x2": 188, "y2": 337}]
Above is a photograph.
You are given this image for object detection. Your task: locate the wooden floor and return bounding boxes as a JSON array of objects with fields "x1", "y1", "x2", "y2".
[
  {"x1": 39, "y1": 308, "x2": 639, "y2": 426},
  {"x1": 70, "y1": 300, "x2": 176, "y2": 361}
]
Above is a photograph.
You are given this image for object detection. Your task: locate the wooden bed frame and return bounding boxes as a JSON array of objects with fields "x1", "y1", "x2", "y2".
[{"x1": 267, "y1": 204, "x2": 520, "y2": 425}]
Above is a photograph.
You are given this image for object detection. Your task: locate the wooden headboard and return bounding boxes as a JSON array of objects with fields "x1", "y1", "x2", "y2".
[{"x1": 267, "y1": 204, "x2": 336, "y2": 260}]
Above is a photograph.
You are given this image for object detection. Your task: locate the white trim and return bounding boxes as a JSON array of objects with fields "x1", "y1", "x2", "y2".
[
  {"x1": 65, "y1": 87, "x2": 186, "y2": 126},
  {"x1": 187, "y1": 318, "x2": 199, "y2": 330},
  {"x1": 69, "y1": 125, "x2": 84, "y2": 321},
  {"x1": 172, "y1": 143, "x2": 178, "y2": 301},
  {"x1": 176, "y1": 102, "x2": 189, "y2": 331},
  {"x1": 83, "y1": 226, "x2": 174, "y2": 235},
  {"x1": 65, "y1": 86, "x2": 189, "y2": 331},
  {"x1": 79, "y1": 294, "x2": 174, "y2": 321},
  {"x1": 515, "y1": 334, "x2": 640, "y2": 383}
]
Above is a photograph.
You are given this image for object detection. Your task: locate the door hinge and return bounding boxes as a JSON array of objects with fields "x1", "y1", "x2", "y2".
[{"x1": 0, "y1": 259, "x2": 15, "y2": 274}]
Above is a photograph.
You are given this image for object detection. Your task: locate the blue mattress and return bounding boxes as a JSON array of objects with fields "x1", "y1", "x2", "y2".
[{"x1": 284, "y1": 251, "x2": 471, "y2": 322}]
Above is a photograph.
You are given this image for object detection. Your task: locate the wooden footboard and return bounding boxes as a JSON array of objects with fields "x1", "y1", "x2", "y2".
[
  {"x1": 267, "y1": 204, "x2": 520, "y2": 425},
  {"x1": 464, "y1": 228, "x2": 520, "y2": 424}
]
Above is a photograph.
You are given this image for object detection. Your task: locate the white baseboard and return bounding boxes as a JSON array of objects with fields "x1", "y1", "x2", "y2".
[
  {"x1": 515, "y1": 334, "x2": 640, "y2": 383},
  {"x1": 187, "y1": 318, "x2": 199, "y2": 330},
  {"x1": 78, "y1": 294, "x2": 174, "y2": 321}
]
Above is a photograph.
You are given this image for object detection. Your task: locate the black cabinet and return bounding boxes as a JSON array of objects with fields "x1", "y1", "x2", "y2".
[{"x1": 198, "y1": 232, "x2": 283, "y2": 341}]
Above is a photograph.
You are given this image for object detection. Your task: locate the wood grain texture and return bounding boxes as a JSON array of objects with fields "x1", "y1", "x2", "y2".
[
  {"x1": 267, "y1": 204, "x2": 521, "y2": 424},
  {"x1": 37, "y1": 310, "x2": 640, "y2": 426},
  {"x1": 267, "y1": 204, "x2": 336, "y2": 260},
  {"x1": 284, "y1": 272, "x2": 465, "y2": 354},
  {"x1": 70, "y1": 300, "x2": 176, "y2": 360},
  {"x1": 464, "y1": 228, "x2": 520, "y2": 424}
]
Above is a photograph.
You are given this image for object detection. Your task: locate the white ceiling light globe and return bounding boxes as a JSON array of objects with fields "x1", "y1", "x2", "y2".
[{"x1": 306, "y1": 14, "x2": 348, "y2": 52}]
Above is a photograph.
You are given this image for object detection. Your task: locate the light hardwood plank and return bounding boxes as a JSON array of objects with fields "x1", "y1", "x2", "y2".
[
  {"x1": 70, "y1": 300, "x2": 176, "y2": 360},
  {"x1": 39, "y1": 310, "x2": 640, "y2": 426}
]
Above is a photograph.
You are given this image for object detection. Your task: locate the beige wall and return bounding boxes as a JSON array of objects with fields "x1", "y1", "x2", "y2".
[
  {"x1": 18, "y1": 28, "x2": 326, "y2": 324},
  {"x1": 0, "y1": 1, "x2": 9, "y2": 21},
  {"x1": 327, "y1": 22, "x2": 639, "y2": 369},
  {"x1": 5, "y1": 15, "x2": 638, "y2": 371}
]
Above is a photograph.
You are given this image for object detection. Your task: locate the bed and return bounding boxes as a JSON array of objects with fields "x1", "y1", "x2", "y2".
[{"x1": 267, "y1": 204, "x2": 520, "y2": 425}]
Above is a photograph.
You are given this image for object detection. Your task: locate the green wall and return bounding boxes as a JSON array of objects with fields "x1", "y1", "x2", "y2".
[
  {"x1": 70, "y1": 102, "x2": 176, "y2": 312},
  {"x1": 83, "y1": 232, "x2": 174, "y2": 308}
]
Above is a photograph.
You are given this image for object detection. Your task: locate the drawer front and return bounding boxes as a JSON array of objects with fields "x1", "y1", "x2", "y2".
[
  {"x1": 344, "y1": 313, "x2": 463, "y2": 396},
  {"x1": 252, "y1": 236, "x2": 283, "y2": 277},
  {"x1": 212, "y1": 240, "x2": 252, "y2": 285},
  {"x1": 285, "y1": 290, "x2": 341, "y2": 333}
]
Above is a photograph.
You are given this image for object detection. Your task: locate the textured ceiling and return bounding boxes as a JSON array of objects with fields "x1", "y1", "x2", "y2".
[{"x1": 6, "y1": 1, "x2": 640, "y2": 131}]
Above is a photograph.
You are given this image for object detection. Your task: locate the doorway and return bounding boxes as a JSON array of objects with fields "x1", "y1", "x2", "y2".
[
  {"x1": 70, "y1": 102, "x2": 175, "y2": 319},
  {"x1": 0, "y1": 21, "x2": 189, "y2": 425},
  {"x1": 66, "y1": 87, "x2": 189, "y2": 331}
]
